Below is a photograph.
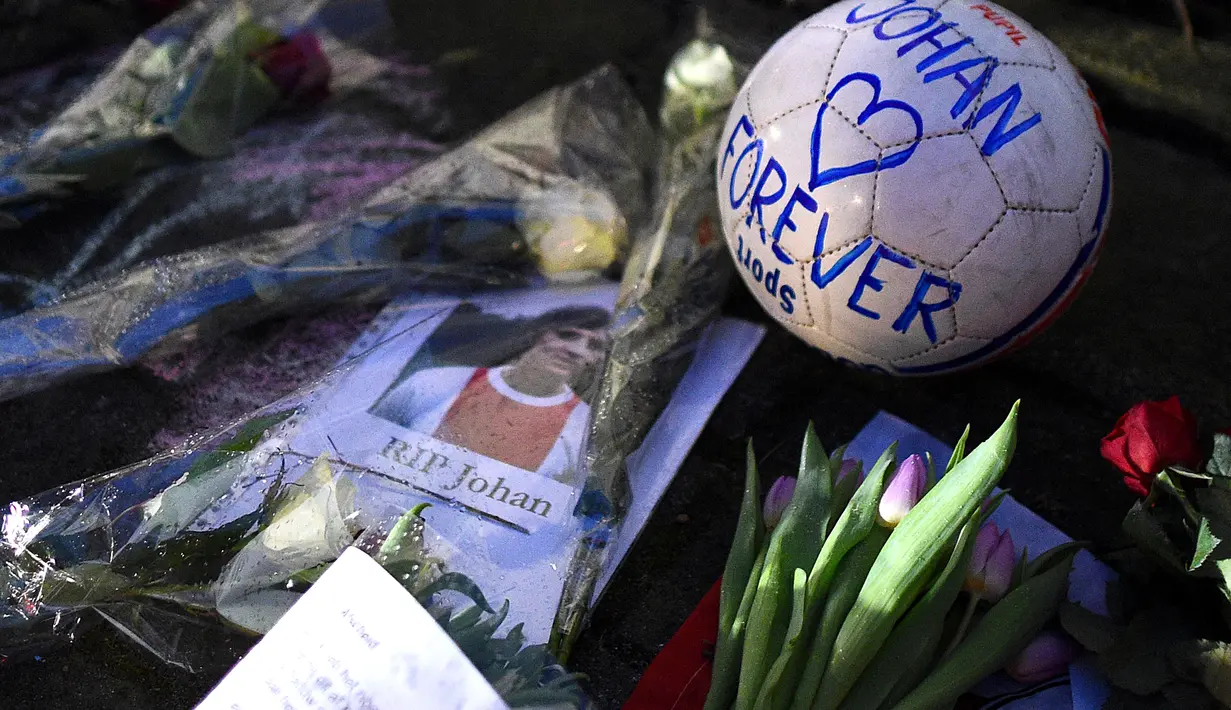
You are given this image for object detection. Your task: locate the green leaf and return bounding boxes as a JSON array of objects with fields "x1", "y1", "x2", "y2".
[
  {"x1": 731, "y1": 546, "x2": 768, "y2": 644},
  {"x1": 980, "y1": 489, "x2": 1009, "y2": 522},
  {"x1": 1095, "y1": 610, "x2": 1181, "y2": 696},
  {"x1": 1169, "y1": 467, "x2": 1213, "y2": 483},
  {"x1": 819, "y1": 513, "x2": 980, "y2": 710},
  {"x1": 815, "y1": 403, "x2": 1020, "y2": 710},
  {"x1": 1208, "y1": 434, "x2": 1231, "y2": 478},
  {"x1": 753, "y1": 568, "x2": 809, "y2": 710},
  {"x1": 1156, "y1": 470, "x2": 1201, "y2": 524},
  {"x1": 170, "y1": 22, "x2": 281, "y2": 158},
  {"x1": 447, "y1": 603, "x2": 486, "y2": 631},
  {"x1": 828, "y1": 444, "x2": 848, "y2": 486},
  {"x1": 789, "y1": 444, "x2": 898, "y2": 709},
  {"x1": 218, "y1": 411, "x2": 294, "y2": 453},
  {"x1": 288, "y1": 563, "x2": 329, "y2": 587},
  {"x1": 40, "y1": 562, "x2": 136, "y2": 607},
  {"x1": 828, "y1": 464, "x2": 860, "y2": 533},
  {"x1": 734, "y1": 424, "x2": 833, "y2": 708},
  {"x1": 1059, "y1": 601, "x2": 1120, "y2": 653},
  {"x1": 892, "y1": 546, "x2": 1078, "y2": 710},
  {"x1": 1197, "y1": 487, "x2": 1231, "y2": 528},
  {"x1": 376, "y1": 504, "x2": 437, "y2": 593},
  {"x1": 416, "y1": 572, "x2": 496, "y2": 614},
  {"x1": 945, "y1": 425, "x2": 971, "y2": 474},
  {"x1": 1192, "y1": 517, "x2": 1222, "y2": 571},
  {"x1": 1012, "y1": 546, "x2": 1029, "y2": 590},
  {"x1": 1025, "y1": 540, "x2": 1087, "y2": 579},
  {"x1": 1217, "y1": 559, "x2": 1231, "y2": 600},
  {"x1": 1123, "y1": 502, "x2": 1188, "y2": 572},
  {"x1": 452, "y1": 599, "x2": 511, "y2": 652},
  {"x1": 706, "y1": 441, "x2": 764, "y2": 710},
  {"x1": 789, "y1": 525, "x2": 892, "y2": 710}
]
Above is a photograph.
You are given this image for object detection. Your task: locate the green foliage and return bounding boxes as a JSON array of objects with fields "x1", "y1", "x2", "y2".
[
  {"x1": 706, "y1": 441, "x2": 764, "y2": 710},
  {"x1": 735, "y1": 425, "x2": 833, "y2": 709},
  {"x1": 814, "y1": 403, "x2": 1020, "y2": 709},
  {"x1": 707, "y1": 404, "x2": 1070, "y2": 710},
  {"x1": 170, "y1": 21, "x2": 282, "y2": 158},
  {"x1": 893, "y1": 547, "x2": 1079, "y2": 710},
  {"x1": 378, "y1": 506, "x2": 585, "y2": 708}
]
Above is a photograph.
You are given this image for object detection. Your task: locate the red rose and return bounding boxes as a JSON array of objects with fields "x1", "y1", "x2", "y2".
[
  {"x1": 253, "y1": 32, "x2": 331, "y2": 104},
  {"x1": 1100, "y1": 396, "x2": 1201, "y2": 496}
]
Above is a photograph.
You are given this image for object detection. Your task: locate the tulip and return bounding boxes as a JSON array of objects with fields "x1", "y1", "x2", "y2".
[
  {"x1": 763, "y1": 476, "x2": 796, "y2": 531},
  {"x1": 966, "y1": 522, "x2": 1015, "y2": 603},
  {"x1": 837, "y1": 458, "x2": 861, "y2": 482},
  {"x1": 1004, "y1": 631, "x2": 1079, "y2": 684},
  {"x1": 939, "y1": 523, "x2": 1018, "y2": 662},
  {"x1": 877, "y1": 454, "x2": 927, "y2": 528}
]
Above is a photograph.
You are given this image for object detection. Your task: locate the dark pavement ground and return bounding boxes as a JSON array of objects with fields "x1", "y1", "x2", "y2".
[{"x1": 2, "y1": 0, "x2": 1231, "y2": 708}]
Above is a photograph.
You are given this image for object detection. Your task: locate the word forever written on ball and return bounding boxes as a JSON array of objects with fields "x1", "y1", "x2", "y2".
[{"x1": 721, "y1": 0, "x2": 1043, "y2": 345}]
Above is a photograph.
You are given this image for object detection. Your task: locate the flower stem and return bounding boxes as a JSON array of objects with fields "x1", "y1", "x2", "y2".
[{"x1": 941, "y1": 592, "x2": 981, "y2": 660}]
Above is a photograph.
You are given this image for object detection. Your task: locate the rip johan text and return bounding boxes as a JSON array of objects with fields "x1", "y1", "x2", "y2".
[
  {"x1": 723, "y1": 0, "x2": 1048, "y2": 345},
  {"x1": 379, "y1": 436, "x2": 553, "y2": 518}
]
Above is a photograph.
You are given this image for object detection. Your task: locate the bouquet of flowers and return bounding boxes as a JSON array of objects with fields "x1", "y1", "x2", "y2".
[
  {"x1": 1, "y1": 0, "x2": 334, "y2": 227},
  {"x1": 0, "y1": 64, "x2": 652, "y2": 402},
  {"x1": 0, "y1": 383, "x2": 585, "y2": 706},
  {"x1": 1056, "y1": 397, "x2": 1231, "y2": 708},
  {"x1": 701, "y1": 403, "x2": 1083, "y2": 710}
]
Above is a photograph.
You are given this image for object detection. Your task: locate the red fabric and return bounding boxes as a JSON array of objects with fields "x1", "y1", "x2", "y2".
[
  {"x1": 433, "y1": 368, "x2": 580, "y2": 472},
  {"x1": 623, "y1": 579, "x2": 721, "y2": 710},
  {"x1": 1100, "y1": 396, "x2": 1201, "y2": 496}
]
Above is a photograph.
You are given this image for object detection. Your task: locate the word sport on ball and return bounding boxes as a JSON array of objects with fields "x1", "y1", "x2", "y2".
[{"x1": 718, "y1": 0, "x2": 1112, "y2": 376}]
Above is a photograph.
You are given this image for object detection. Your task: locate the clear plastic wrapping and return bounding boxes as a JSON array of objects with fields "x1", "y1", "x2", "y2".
[
  {"x1": 549, "y1": 34, "x2": 746, "y2": 657},
  {"x1": 0, "y1": 0, "x2": 334, "y2": 227},
  {"x1": 0, "y1": 29, "x2": 757, "y2": 708},
  {"x1": 0, "y1": 1, "x2": 450, "y2": 315},
  {"x1": 0, "y1": 64, "x2": 654, "y2": 402}
]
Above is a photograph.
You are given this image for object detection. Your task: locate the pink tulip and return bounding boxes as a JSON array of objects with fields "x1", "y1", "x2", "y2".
[
  {"x1": 1005, "y1": 631, "x2": 1079, "y2": 684},
  {"x1": 763, "y1": 476, "x2": 796, "y2": 531},
  {"x1": 966, "y1": 522, "x2": 1015, "y2": 602},
  {"x1": 877, "y1": 454, "x2": 927, "y2": 528}
]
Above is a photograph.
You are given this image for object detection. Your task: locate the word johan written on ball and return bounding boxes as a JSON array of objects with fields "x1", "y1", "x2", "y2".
[{"x1": 719, "y1": 0, "x2": 1111, "y2": 374}]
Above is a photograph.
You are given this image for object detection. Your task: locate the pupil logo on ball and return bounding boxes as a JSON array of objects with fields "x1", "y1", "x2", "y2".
[{"x1": 718, "y1": 0, "x2": 1111, "y2": 375}]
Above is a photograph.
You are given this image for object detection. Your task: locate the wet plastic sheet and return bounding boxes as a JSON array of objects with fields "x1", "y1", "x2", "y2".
[
  {"x1": 0, "y1": 0, "x2": 449, "y2": 313},
  {"x1": 0, "y1": 65, "x2": 653, "y2": 403},
  {"x1": 0, "y1": 35, "x2": 748, "y2": 705},
  {"x1": 548, "y1": 35, "x2": 746, "y2": 657},
  {"x1": 0, "y1": 0, "x2": 334, "y2": 227},
  {"x1": 0, "y1": 283, "x2": 761, "y2": 683}
]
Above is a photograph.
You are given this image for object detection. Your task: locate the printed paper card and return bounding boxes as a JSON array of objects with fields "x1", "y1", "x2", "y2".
[
  {"x1": 197, "y1": 547, "x2": 509, "y2": 710},
  {"x1": 201, "y1": 283, "x2": 765, "y2": 644}
]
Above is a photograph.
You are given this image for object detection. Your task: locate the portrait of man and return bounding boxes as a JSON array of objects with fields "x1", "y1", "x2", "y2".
[{"x1": 368, "y1": 305, "x2": 612, "y2": 483}]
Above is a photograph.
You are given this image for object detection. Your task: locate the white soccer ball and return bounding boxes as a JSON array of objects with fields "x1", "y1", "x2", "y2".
[{"x1": 717, "y1": 0, "x2": 1112, "y2": 375}]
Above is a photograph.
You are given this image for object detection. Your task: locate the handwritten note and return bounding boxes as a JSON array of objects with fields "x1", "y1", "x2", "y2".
[{"x1": 196, "y1": 547, "x2": 509, "y2": 710}]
